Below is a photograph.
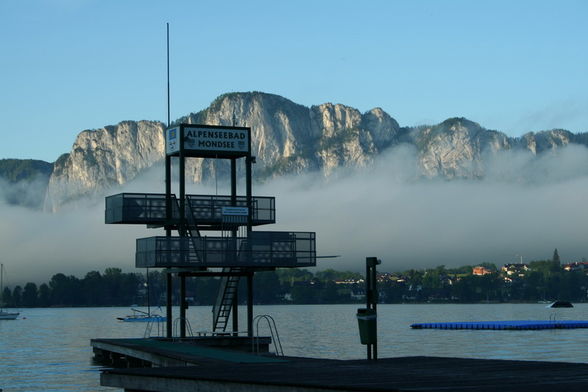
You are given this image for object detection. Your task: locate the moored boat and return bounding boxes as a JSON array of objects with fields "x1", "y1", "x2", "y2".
[
  {"x1": 117, "y1": 308, "x2": 166, "y2": 322},
  {"x1": 547, "y1": 300, "x2": 573, "y2": 308},
  {"x1": 0, "y1": 264, "x2": 19, "y2": 320},
  {"x1": 0, "y1": 311, "x2": 19, "y2": 320}
]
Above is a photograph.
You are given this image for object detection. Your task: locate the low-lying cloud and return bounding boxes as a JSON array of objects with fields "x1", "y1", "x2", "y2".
[
  {"x1": 3, "y1": 144, "x2": 588, "y2": 284},
  {"x1": 265, "y1": 144, "x2": 588, "y2": 272}
]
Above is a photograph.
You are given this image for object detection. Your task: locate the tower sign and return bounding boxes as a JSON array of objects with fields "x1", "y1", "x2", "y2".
[{"x1": 166, "y1": 125, "x2": 250, "y2": 156}]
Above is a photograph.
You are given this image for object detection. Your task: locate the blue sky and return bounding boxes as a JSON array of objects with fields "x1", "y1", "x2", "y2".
[{"x1": 1, "y1": 0, "x2": 587, "y2": 162}]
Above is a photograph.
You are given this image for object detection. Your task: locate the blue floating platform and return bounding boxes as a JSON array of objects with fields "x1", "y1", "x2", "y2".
[{"x1": 410, "y1": 320, "x2": 588, "y2": 330}]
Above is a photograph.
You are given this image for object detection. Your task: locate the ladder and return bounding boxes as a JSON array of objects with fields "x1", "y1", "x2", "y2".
[
  {"x1": 212, "y1": 268, "x2": 242, "y2": 332},
  {"x1": 175, "y1": 197, "x2": 202, "y2": 263}
]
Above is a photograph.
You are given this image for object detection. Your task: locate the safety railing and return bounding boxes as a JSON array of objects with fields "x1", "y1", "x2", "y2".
[
  {"x1": 105, "y1": 193, "x2": 176, "y2": 224},
  {"x1": 135, "y1": 231, "x2": 316, "y2": 268},
  {"x1": 105, "y1": 192, "x2": 275, "y2": 226}
]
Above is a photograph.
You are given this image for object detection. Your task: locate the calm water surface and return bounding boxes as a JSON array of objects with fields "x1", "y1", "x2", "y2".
[{"x1": 2, "y1": 303, "x2": 588, "y2": 391}]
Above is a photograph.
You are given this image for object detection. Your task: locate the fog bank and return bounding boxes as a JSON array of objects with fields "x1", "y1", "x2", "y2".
[{"x1": 3, "y1": 144, "x2": 588, "y2": 284}]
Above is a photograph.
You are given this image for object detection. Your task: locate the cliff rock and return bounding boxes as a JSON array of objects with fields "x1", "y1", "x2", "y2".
[
  {"x1": 45, "y1": 120, "x2": 164, "y2": 210},
  {"x1": 24, "y1": 91, "x2": 588, "y2": 210}
]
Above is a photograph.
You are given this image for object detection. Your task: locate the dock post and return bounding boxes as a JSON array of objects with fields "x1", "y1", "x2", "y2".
[{"x1": 366, "y1": 257, "x2": 380, "y2": 360}]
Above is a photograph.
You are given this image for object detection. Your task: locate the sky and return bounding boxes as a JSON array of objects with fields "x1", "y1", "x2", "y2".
[{"x1": 1, "y1": 0, "x2": 587, "y2": 162}]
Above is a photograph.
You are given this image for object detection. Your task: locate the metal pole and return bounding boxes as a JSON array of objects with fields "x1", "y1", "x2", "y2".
[
  {"x1": 245, "y1": 132, "x2": 254, "y2": 338},
  {"x1": 165, "y1": 156, "x2": 172, "y2": 337},
  {"x1": 245, "y1": 129, "x2": 253, "y2": 235},
  {"x1": 180, "y1": 274, "x2": 186, "y2": 338},
  {"x1": 178, "y1": 127, "x2": 186, "y2": 337},
  {"x1": 166, "y1": 22, "x2": 170, "y2": 127},
  {"x1": 146, "y1": 267, "x2": 150, "y2": 316},
  {"x1": 232, "y1": 282, "x2": 239, "y2": 335},
  {"x1": 164, "y1": 22, "x2": 173, "y2": 339},
  {"x1": 166, "y1": 271, "x2": 172, "y2": 338},
  {"x1": 366, "y1": 261, "x2": 371, "y2": 360},
  {"x1": 246, "y1": 156, "x2": 252, "y2": 234},
  {"x1": 231, "y1": 158, "x2": 237, "y2": 203},
  {"x1": 247, "y1": 272, "x2": 253, "y2": 337},
  {"x1": 230, "y1": 157, "x2": 239, "y2": 335},
  {"x1": 365, "y1": 257, "x2": 380, "y2": 361},
  {"x1": 179, "y1": 127, "x2": 185, "y2": 234}
]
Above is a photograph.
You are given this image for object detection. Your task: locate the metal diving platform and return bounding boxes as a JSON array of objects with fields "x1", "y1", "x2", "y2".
[
  {"x1": 105, "y1": 193, "x2": 275, "y2": 228},
  {"x1": 136, "y1": 231, "x2": 316, "y2": 268}
]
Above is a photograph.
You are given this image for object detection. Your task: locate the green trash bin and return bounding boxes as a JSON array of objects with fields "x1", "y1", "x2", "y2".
[{"x1": 356, "y1": 308, "x2": 377, "y2": 345}]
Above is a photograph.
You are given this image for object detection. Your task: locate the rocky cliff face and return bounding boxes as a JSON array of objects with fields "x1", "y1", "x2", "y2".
[
  {"x1": 45, "y1": 121, "x2": 164, "y2": 210},
  {"x1": 35, "y1": 91, "x2": 587, "y2": 210},
  {"x1": 406, "y1": 118, "x2": 512, "y2": 179},
  {"x1": 176, "y1": 92, "x2": 399, "y2": 179}
]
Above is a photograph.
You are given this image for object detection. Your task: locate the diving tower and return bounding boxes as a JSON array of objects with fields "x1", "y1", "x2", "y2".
[{"x1": 105, "y1": 123, "x2": 316, "y2": 338}]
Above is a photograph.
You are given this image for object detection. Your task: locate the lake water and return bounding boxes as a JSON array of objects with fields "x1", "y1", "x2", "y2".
[{"x1": 2, "y1": 303, "x2": 588, "y2": 391}]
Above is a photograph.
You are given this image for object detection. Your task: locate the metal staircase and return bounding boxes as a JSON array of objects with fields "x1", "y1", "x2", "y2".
[
  {"x1": 212, "y1": 268, "x2": 242, "y2": 332},
  {"x1": 177, "y1": 197, "x2": 202, "y2": 262}
]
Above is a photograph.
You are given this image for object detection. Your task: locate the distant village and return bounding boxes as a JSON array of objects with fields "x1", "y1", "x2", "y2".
[{"x1": 326, "y1": 250, "x2": 588, "y2": 303}]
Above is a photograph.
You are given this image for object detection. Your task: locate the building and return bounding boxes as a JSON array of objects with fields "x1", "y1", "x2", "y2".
[
  {"x1": 472, "y1": 266, "x2": 493, "y2": 276},
  {"x1": 501, "y1": 263, "x2": 529, "y2": 277}
]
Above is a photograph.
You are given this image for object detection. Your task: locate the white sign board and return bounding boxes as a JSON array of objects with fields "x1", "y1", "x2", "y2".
[
  {"x1": 184, "y1": 126, "x2": 249, "y2": 154},
  {"x1": 221, "y1": 207, "x2": 249, "y2": 216},
  {"x1": 165, "y1": 127, "x2": 179, "y2": 155}
]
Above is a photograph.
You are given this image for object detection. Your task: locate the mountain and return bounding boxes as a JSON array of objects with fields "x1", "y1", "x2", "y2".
[
  {"x1": 45, "y1": 120, "x2": 164, "y2": 210},
  {"x1": 0, "y1": 159, "x2": 53, "y2": 208},
  {"x1": 44, "y1": 92, "x2": 401, "y2": 210},
  {"x1": 175, "y1": 92, "x2": 400, "y2": 178},
  {"x1": 3, "y1": 92, "x2": 587, "y2": 210}
]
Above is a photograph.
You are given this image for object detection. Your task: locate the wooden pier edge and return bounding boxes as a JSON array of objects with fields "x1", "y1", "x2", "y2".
[
  {"x1": 99, "y1": 355, "x2": 588, "y2": 392},
  {"x1": 101, "y1": 373, "x2": 344, "y2": 392}
]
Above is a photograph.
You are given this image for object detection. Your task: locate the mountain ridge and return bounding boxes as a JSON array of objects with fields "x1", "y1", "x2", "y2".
[{"x1": 2, "y1": 92, "x2": 587, "y2": 210}]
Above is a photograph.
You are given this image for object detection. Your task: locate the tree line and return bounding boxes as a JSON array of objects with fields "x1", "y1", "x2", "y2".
[{"x1": 2, "y1": 258, "x2": 587, "y2": 308}]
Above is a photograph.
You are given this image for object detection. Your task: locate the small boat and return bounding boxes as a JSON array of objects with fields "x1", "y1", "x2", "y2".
[
  {"x1": 0, "y1": 311, "x2": 19, "y2": 320},
  {"x1": 547, "y1": 301, "x2": 573, "y2": 308},
  {"x1": 0, "y1": 264, "x2": 19, "y2": 320},
  {"x1": 118, "y1": 268, "x2": 166, "y2": 323},
  {"x1": 117, "y1": 308, "x2": 166, "y2": 322}
]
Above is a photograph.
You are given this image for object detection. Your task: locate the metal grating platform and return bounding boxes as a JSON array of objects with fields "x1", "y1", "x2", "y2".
[
  {"x1": 136, "y1": 231, "x2": 316, "y2": 268},
  {"x1": 105, "y1": 193, "x2": 275, "y2": 226}
]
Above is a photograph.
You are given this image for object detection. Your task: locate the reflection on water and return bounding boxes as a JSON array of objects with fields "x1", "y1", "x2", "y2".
[{"x1": 1, "y1": 304, "x2": 588, "y2": 391}]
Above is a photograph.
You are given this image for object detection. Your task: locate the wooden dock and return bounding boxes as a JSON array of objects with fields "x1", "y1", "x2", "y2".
[
  {"x1": 94, "y1": 338, "x2": 588, "y2": 392},
  {"x1": 101, "y1": 355, "x2": 588, "y2": 392}
]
